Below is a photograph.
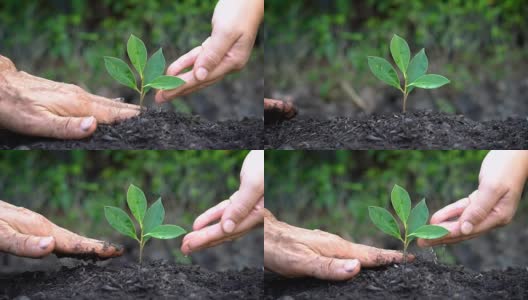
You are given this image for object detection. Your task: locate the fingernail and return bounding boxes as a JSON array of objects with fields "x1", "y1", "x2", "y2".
[
  {"x1": 196, "y1": 68, "x2": 208, "y2": 81},
  {"x1": 39, "y1": 236, "x2": 53, "y2": 249},
  {"x1": 80, "y1": 116, "x2": 95, "y2": 131},
  {"x1": 344, "y1": 259, "x2": 359, "y2": 272},
  {"x1": 461, "y1": 221, "x2": 473, "y2": 235},
  {"x1": 223, "y1": 219, "x2": 235, "y2": 233}
]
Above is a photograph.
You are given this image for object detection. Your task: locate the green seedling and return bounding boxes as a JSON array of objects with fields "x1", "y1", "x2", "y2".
[
  {"x1": 368, "y1": 184, "x2": 449, "y2": 261},
  {"x1": 368, "y1": 34, "x2": 450, "y2": 112},
  {"x1": 104, "y1": 184, "x2": 186, "y2": 264},
  {"x1": 104, "y1": 34, "x2": 185, "y2": 109}
]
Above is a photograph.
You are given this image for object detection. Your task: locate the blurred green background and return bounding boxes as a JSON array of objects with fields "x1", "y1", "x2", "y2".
[
  {"x1": 265, "y1": 0, "x2": 528, "y2": 120},
  {"x1": 0, "y1": 0, "x2": 263, "y2": 120},
  {"x1": 0, "y1": 150, "x2": 262, "y2": 271},
  {"x1": 265, "y1": 150, "x2": 528, "y2": 271}
]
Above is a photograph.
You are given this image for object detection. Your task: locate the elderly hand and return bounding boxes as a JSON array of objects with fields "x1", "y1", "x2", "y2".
[
  {"x1": 264, "y1": 209, "x2": 410, "y2": 281},
  {"x1": 0, "y1": 55, "x2": 139, "y2": 139},
  {"x1": 0, "y1": 200, "x2": 123, "y2": 258}
]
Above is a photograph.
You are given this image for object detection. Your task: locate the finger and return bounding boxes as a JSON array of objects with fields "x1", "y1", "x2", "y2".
[
  {"x1": 459, "y1": 187, "x2": 505, "y2": 235},
  {"x1": 348, "y1": 243, "x2": 412, "y2": 267},
  {"x1": 304, "y1": 255, "x2": 361, "y2": 281},
  {"x1": 264, "y1": 98, "x2": 298, "y2": 120},
  {"x1": 182, "y1": 202, "x2": 263, "y2": 255},
  {"x1": 51, "y1": 225, "x2": 123, "y2": 258},
  {"x1": 0, "y1": 221, "x2": 55, "y2": 258},
  {"x1": 194, "y1": 31, "x2": 239, "y2": 81},
  {"x1": 192, "y1": 200, "x2": 230, "y2": 231},
  {"x1": 87, "y1": 101, "x2": 140, "y2": 124},
  {"x1": 166, "y1": 46, "x2": 202, "y2": 76},
  {"x1": 221, "y1": 185, "x2": 264, "y2": 233},
  {"x1": 41, "y1": 115, "x2": 97, "y2": 139},
  {"x1": 430, "y1": 197, "x2": 470, "y2": 224}
]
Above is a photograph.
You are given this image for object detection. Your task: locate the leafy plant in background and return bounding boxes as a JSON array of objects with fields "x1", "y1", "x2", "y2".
[
  {"x1": 368, "y1": 34, "x2": 450, "y2": 112},
  {"x1": 104, "y1": 34, "x2": 185, "y2": 109},
  {"x1": 104, "y1": 184, "x2": 186, "y2": 263},
  {"x1": 368, "y1": 184, "x2": 449, "y2": 261}
]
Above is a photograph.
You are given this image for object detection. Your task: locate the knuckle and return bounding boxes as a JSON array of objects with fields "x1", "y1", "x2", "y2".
[
  {"x1": 480, "y1": 180, "x2": 507, "y2": 196},
  {"x1": 497, "y1": 213, "x2": 513, "y2": 226}
]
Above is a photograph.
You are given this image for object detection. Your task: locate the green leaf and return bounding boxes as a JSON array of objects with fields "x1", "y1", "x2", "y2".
[
  {"x1": 390, "y1": 34, "x2": 411, "y2": 74},
  {"x1": 104, "y1": 56, "x2": 137, "y2": 90},
  {"x1": 127, "y1": 34, "x2": 148, "y2": 76},
  {"x1": 144, "y1": 48, "x2": 166, "y2": 85},
  {"x1": 407, "y1": 49, "x2": 428, "y2": 93},
  {"x1": 407, "y1": 198, "x2": 429, "y2": 241},
  {"x1": 127, "y1": 184, "x2": 147, "y2": 227},
  {"x1": 368, "y1": 206, "x2": 401, "y2": 241},
  {"x1": 104, "y1": 206, "x2": 137, "y2": 240},
  {"x1": 408, "y1": 74, "x2": 450, "y2": 89},
  {"x1": 144, "y1": 225, "x2": 186, "y2": 239},
  {"x1": 391, "y1": 184, "x2": 411, "y2": 224},
  {"x1": 367, "y1": 56, "x2": 401, "y2": 90},
  {"x1": 144, "y1": 75, "x2": 186, "y2": 90},
  {"x1": 143, "y1": 198, "x2": 165, "y2": 234},
  {"x1": 408, "y1": 225, "x2": 449, "y2": 239}
]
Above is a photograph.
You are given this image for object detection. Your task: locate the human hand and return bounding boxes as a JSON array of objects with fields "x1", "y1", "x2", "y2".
[
  {"x1": 0, "y1": 200, "x2": 123, "y2": 258},
  {"x1": 181, "y1": 150, "x2": 264, "y2": 254},
  {"x1": 264, "y1": 98, "x2": 298, "y2": 122},
  {"x1": 0, "y1": 55, "x2": 139, "y2": 139},
  {"x1": 418, "y1": 150, "x2": 528, "y2": 247},
  {"x1": 264, "y1": 209, "x2": 410, "y2": 281},
  {"x1": 155, "y1": 0, "x2": 263, "y2": 101}
]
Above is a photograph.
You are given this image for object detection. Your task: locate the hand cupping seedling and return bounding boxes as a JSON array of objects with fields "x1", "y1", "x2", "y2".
[
  {"x1": 368, "y1": 184, "x2": 449, "y2": 260},
  {"x1": 104, "y1": 34, "x2": 185, "y2": 109},
  {"x1": 368, "y1": 34, "x2": 450, "y2": 112},
  {"x1": 104, "y1": 184, "x2": 186, "y2": 263}
]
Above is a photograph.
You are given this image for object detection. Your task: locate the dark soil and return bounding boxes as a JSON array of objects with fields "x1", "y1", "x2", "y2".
[
  {"x1": 264, "y1": 260, "x2": 528, "y2": 299},
  {"x1": 0, "y1": 111, "x2": 263, "y2": 150},
  {"x1": 264, "y1": 111, "x2": 528, "y2": 149},
  {"x1": 0, "y1": 260, "x2": 262, "y2": 300}
]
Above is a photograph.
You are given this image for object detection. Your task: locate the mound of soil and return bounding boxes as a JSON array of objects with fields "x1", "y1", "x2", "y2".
[
  {"x1": 264, "y1": 260, "x2": 528, "y2": 299},
  {"x1": 264, "y1": 111, "x2": 528, "y2": 149},
  {"x1": 0, "y1": 260, "x2": 262, "y2": 300},
  {"x1": 0, "y1": 111, "x2": 263, "y2": 150}
]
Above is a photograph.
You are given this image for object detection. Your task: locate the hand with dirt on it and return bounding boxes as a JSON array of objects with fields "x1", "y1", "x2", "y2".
[
  {"x1": 0, "y1": 200, "x2": 123, "y2": 259},
  {"x1": 264, "y1": 209, "x2": 411, "y2": 281},
  {"x1": 181, "y1": 150, "x2": 264, "y2": 255},
  {"x1": 156, "y1": 0, "x2": 263, "y2": 101},
  {"x1": 264, "y1": 98, "x2": 298, "y2": 122},
  {"x1": 418, "y1": 150, "x2": 528, "y2": 247},
  {"x1": 0, "y1": 55, "x2": 140, "y2": 139}
]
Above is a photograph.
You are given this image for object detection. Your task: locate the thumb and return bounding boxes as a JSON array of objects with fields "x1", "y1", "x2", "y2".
[
  {"x1": 459, "y1": 187, "x2": 503, "y2": 235},
  {"x1": 45, "y1": 116, "x2": 97, "y2": 139},
  {"x1": 194, "y1": 30, "x2": 239, "y2": 81},
  {"x1": 221, "y1": 189, "x2": 262, "y2": 234},
  {"x1": 0, "y1": 224, "x2": 55, "y2": 258},
  {"x1": 304, "y1": 256, "x2": 361, "y2": 281}
]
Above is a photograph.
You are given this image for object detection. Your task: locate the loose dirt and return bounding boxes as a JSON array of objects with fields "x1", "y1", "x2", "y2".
[
  {"x1": 264, "y1": 260, "x2": 528, "y2": 299},
  {"x1": 0, "y1": 111, "x2": 263, "y2": 150},
  {"x1": 265, "y1": 111, "x2": 528, "y2": 149},
  {"x1": 0, "y1": 260, "x2": 262, "y2": 300}
]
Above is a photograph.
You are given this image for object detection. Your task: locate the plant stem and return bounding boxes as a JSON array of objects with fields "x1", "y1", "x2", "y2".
[
  {"x1": 402, "y1": 91, "x2": 408, "y2": 113},
  {"x1": 139, "y1": 239, "x2": 144, "y2": 264},
  {"x1": 139, "y1": 85, "x2": 145, "y2": 111}
]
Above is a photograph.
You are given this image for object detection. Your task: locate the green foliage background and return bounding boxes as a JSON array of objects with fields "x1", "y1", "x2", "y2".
[
  {"x1": 265, "y1": 150, "x2": 528, "y2": 240},
  {"x1": 265, "y1": 0, "x2": 527, "y2": 110},
  {"x1": 0, "y1": 151, "x2": 247, "y2": 237}
]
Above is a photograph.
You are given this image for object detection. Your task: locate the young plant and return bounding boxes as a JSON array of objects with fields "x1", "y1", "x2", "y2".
[
  {"x1": 368, "y1": 34, "x2": 450, "y2": 112},
  {"x1": 104, "y1": 34, "x2": 185, "y2": 109},
  {"x1": 368, "y1": 184, "x2": 449, "y2": 260},
  {"x1": 104, "y1": 184, "x2": 186, "y2": 263}
]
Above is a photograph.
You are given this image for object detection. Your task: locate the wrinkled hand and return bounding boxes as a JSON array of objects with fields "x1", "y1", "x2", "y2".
[
  {"x1": 156, "y1": 0, "x2": 263, "y2": 101},
  {"x1": 0, "y1": 200, "x2": 123, "y2": 258},
  {"x1": 0, "y1": 55, "x2": 139, "y2": 139},
  {"x1": 264, "y1": 209, "x2": 410, "y2": 281},
  {"x1": 418, "y1": 150, "x2": 528, "y2": 247},
  {"x1": 181, "y1": 150, "x2": 264, "y2": 255},
  {"x1": 264, "y1": 98, "x2": 298, "y2": 121}
]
